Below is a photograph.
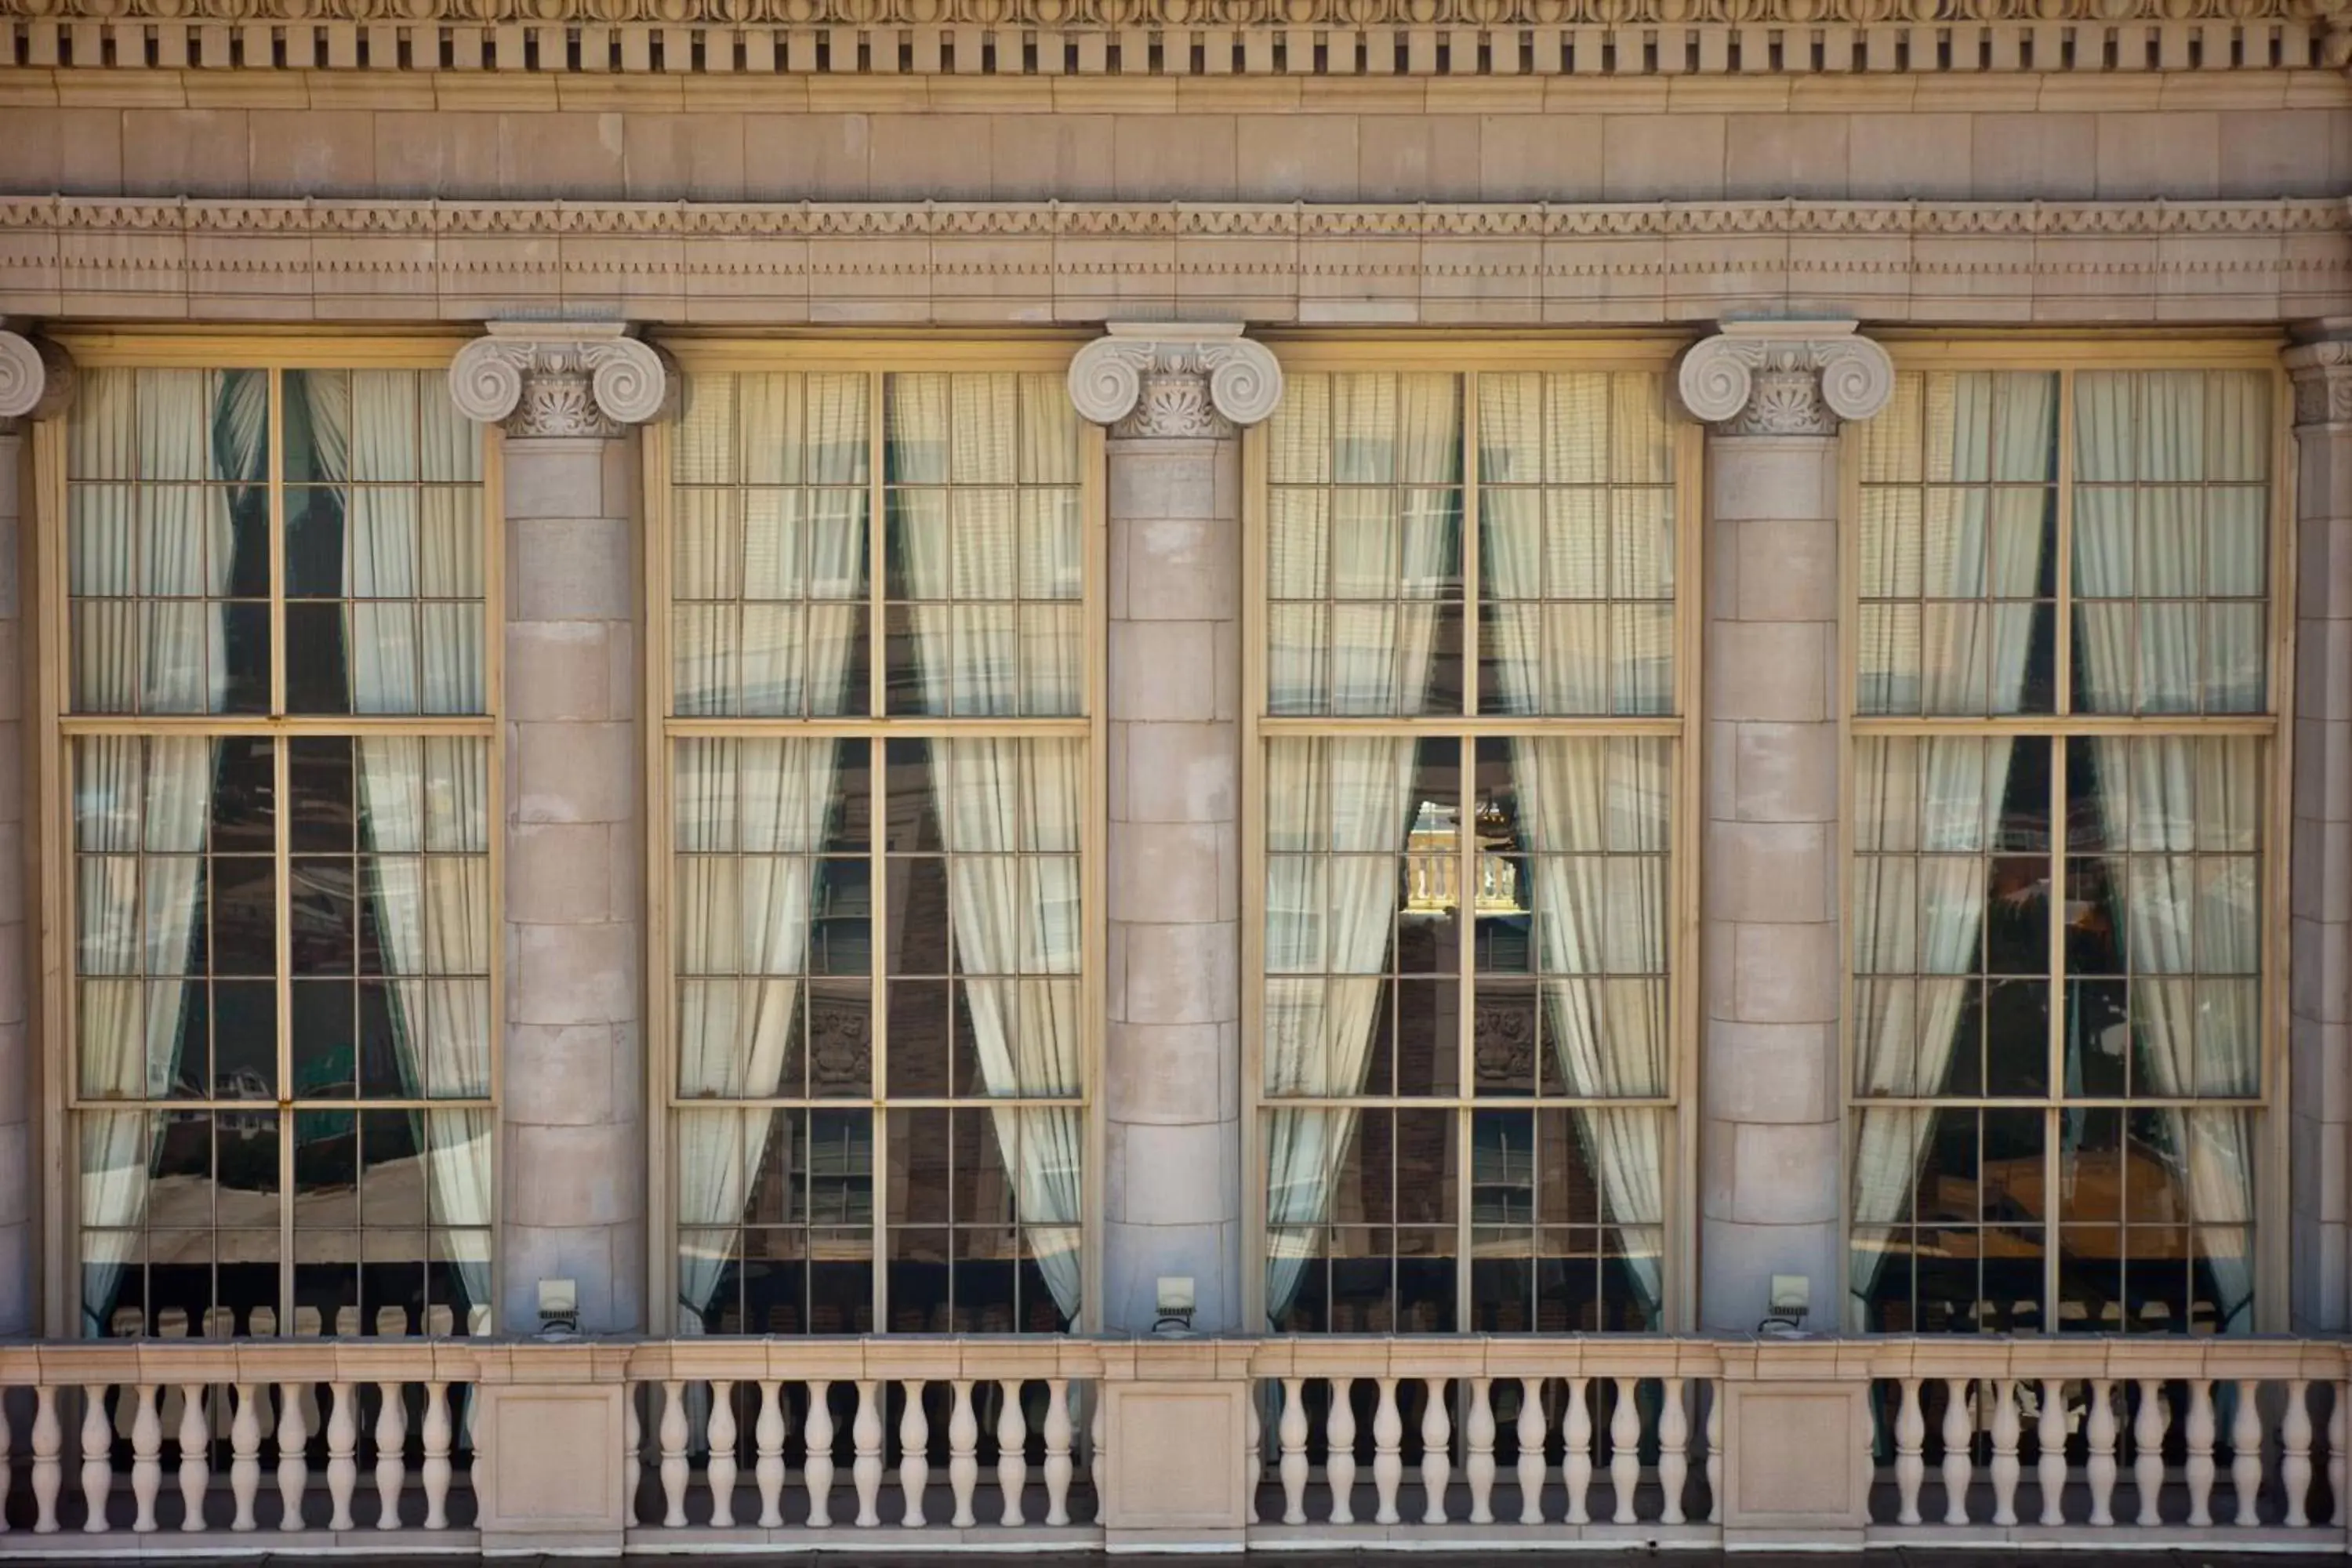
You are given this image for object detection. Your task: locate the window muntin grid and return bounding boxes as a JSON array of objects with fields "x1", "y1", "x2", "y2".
[
  {"x1": 60, "y1": 359, "x2": 494, "y2": 1340},
  {"x1": 662, "y1": 364, "x2": 1091, "y2": 1337},
  {"x1": 1846, "y1": 362, "x2": 2278, "y2": 1339},
  {"x1": 1256, "y1": 365, "x2": 1683, "y2": 1335}
]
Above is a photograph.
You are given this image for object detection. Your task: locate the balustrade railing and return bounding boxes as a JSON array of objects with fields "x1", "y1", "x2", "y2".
[{"x1": 0, "y1": 1336, "x2": 2343, "y2": 1551}]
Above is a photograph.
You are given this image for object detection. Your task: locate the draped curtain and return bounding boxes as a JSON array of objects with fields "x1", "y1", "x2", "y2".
[
  {"x1": 887, "y1": 375, "x2": 1085, "y2": 1323},
  {"x1": 1847, "y1": 374, "x2": 2053, "y2": 1323},
  {"x1": 2071, "y1": 372, "x2": 2260, "y2": 1332},
  {"x1": 672, "y1": 374, "x2": 868, "y2": 1331},
  {"x1": 1262, "y1": 376, "x2": 1458, "y2": 1325},
  {"x1": 76, "y1": 368, "x2": 260, "y2": 1335}
]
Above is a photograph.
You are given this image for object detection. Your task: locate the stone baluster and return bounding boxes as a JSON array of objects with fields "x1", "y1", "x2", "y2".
[
  {"x1": 1562, "y1": 1377, "x2": 1593, "y2": 1525},
  {"x1": 1067, "y1": 325, "x2": 1280, "y2": 1334},
  {"x1": 1988, "y1": 1379, "x2": 2020, "y2": 1527},
  {"x1": 1326, "y1": 1378, "x2": 1357, "y2": 1525},
  {"x1": 0, "y1": 1393, "x2": 10, "y2": 1536},
  {"x1": 2230, "y1": 1380, "x2": 2263, "y2": 1526},
  {"x1": 2132, "y1": 1379, "x2": 2165, "y2": 1527},
  {"x1": 1044, "y1": 1379, "x2": 1073, "y2": 1527},
  {"x1": 1465, "y1": 1377, "x2": 1495, "y2": 1525},
  {"x1": 707, "y1": 1380, "x2": 739, "y2": 1528},
  {"x1": 1940, "y1": 1378, "x2": 1973, "y2": 1526},
  {"x1": 2332, "y1": 1380, "x2": 2348, "y2": 1528},
  {"x1": 1659, "y1": 1377, "x2": 1688, "y2": 1526},
  {"x1": 622, "y1": 1385, "x2": 641, "y2": 1525},
  {"x1": 1704, "y1": 1384, "x2": 1722, "y2": 1526},
  {"x1": 374, "y1": 1383, "x2": 407, "y2": 1530},
  {"x1": 83, "y1": 1384, "x2": 115, "y2": 1533},
  {"x1": 1516, "y1": 1379, "x2": 1546, "y2": 1525},
  {"x1": 1371, "y1": 1377, "x2": 1403, "y2": 1526},
  {"x1": 276, "y1": 1382, "x2": 309, "y2": 1532},
  {"x1": 1420, "y1": 1377, "x2": 1452, "y2": 1525},
  {"x1": 421, "y1": 1382, "x2": 452, "y2": 1531},
  {"x1": 325, "y1": 1382, "x2": 358, "y2": 1532},
  {"x1": 1893, "y1": 1378, "x2": 1926, "y2": 1525},
  {"x1": 755, "y1": 1381, "x2": 787, "y2": 1528},
  {"x1": 898, "y1": 1381, "x2": 928, "y2": 1528},
  {"x1": 1678, "y1": 321, "x2": 1893, "y2": 1330},
  {"x1": 948, "y1": 1381, "x2": 979, "y2": 1528},
  {"x1": 2037, "y1": 1378, "x2": 2067, "y2": 1527},
  {"x1": 1278, "y1": 1378, "x2": 1308, "y2": 1524},
  {"x1": 449, "y1": 323, "x2": 668, "y2": 1336},
  {"x1": 230, "y1": 1385, "x2": 261, "y2": 1532},
  {"x1": 2285, "y1": 1378, "x2": 2313, "y2": 1528},
  {"x1": 32, "y1": 1383, "x2": 60, "y2": 1532},
  {"x1": 994, "y1": 1381, "x2": 1027, "y2": 1526},
  {"x1": 2186, "y1": 1378, "x2": 2216, "y2": 1526},
  {"x1": 658, "y1": 1379, "x2": 689, "y2": 1527},
  {"x1": 1243, "y1": 1392, "x2": 1260, "y2": 1521},
  {"x1": 851, "y1": 1379, "x2": 882, "y2": 1527},
  {"x1": 177, "y1": 1384, "x2": 209, "y2": 1531},
  {"x1": 0, "y1": 335, "x2": 68, "y2": 1341},
  {"x1": 804, "y1": 1382, "x2": 836, "y2": 1528},
  {"x1": 129, "y1": 1383, "x2": 161, "y2": 1532},
  {"x1": 1609, "y1": 1377, "x2": 1641, "y2": 1525},
  {"x1": 2085, "y1": 1378, "x2": 2118, "y2": 1526}
]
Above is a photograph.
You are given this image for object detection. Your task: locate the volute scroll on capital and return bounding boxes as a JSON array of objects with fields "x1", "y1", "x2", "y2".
[
  {"x1": 1675, "y1": 321, "x2": 1895, "y2": 437},
  {"x1": 0, "y1": 328, "x2": 77, "y2": 432},
  {"x1": 448, "y1": 321, "x2": 672, "y2": 440},
  {"x1": 1068, "y1": 325, "x2": 1284, "y2": 441}
]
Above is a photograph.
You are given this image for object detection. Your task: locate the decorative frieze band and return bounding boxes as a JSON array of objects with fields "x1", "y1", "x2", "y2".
[
  {"x1": 1069, "y1": 325, "x2": 1283, "y2": 440},
  {"x1": 2289, "y1": 336, "x2": 2352, "y2": 429},
  {"x1": 448, "y1": 322, "x2": 670, "y2": 439},
  {"x1": 1676, "y1": 320, "x2": 1895, "y2": 435}
]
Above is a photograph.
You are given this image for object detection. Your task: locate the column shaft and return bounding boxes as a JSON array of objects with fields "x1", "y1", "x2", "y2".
[
  {"x1": 0, "y1": 427, "x2": 27, "y2": 1335},
  {"x1": 1103, "y1": 434, "x2": 1243, "y2": 1333},
  {"x1": 1699, "y1": 434, "x2": 1844, "y2": 1331},
  {"x1": 499, "y1": 434, "x2": 646, "y2": 1333}
]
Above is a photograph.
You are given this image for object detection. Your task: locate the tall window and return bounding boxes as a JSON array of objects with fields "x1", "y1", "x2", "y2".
[
  {"x1": 1254, "y1": 362, "x2": 1690, "y2": 1334},
  {"x1": 1849, "y1": 362, "x2": 2281, "y2": 1335},
  {"x1": 659, "y1": 363, "x2": 1093, "y2": 1334},
  {"x1": 58, "y1": 358, "x2": 494, "y2": 1338}
]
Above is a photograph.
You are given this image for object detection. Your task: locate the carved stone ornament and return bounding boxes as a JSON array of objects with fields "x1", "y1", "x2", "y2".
[
  {"x1": 0, "y1": 329, "x2": 74, "y2": 431},
  {"x1": 1068, "y1": 325, "x2": 1283, "y2": 440},
  {"x1": 2288, "y1": 336, "x2": 2352, "y2": 429},
  {"x1": 448, "y1": 321, "x2": 670, "y2": 439},
  {"x1": 1675, "y1": 320, "x2": 1896, "y2": 437}
]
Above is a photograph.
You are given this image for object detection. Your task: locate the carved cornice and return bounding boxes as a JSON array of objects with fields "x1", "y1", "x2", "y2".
[
  {"x1": 1677, "y1": 320, "x2": 1894, "y2": 435},
  {"x1": 2288, "y1": 336, "x2": 2352, "y2": 428},
  {"x1": 0, "y1": 330, "x2": 73, "y2": 433},
  {"x1": 448, "y1": 321, "x2": 669, "y2": 438},
  {"x1": 1069, "y1": 325, "x2": 1282, "y2": 439},
  {"x1": 0, "y1": 0, "x2": 2315, "y2": 21}
]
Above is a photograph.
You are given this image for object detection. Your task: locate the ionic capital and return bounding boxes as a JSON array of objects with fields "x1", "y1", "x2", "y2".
[
  {"x1": 2288, "y1": 328, "x2": 2352, "y2": 430},
  {"x1": 448, "y1": 321, "x2": 670, "y2": 440},
  {"x1": 1068, "y1": 324, "x2": 1283, "y2": 440},
  {"x1": 0, "y1": 329, "x2": 76, "y2": 433},
  {"x1": 1675, "y1": 320, "x2": 1895, "y2": 437}
]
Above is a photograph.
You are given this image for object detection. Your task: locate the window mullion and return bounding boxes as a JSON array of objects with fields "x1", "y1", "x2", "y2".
[
  {"x1": 274, "y1": 733, "x2": 295, "y2": 1330},
  {"x1": 268, "y1": 369, "x2": 287, "y2": 720},
  {"x1": 2054, "y1": 368, "x2": 2075, "y2": 719}
]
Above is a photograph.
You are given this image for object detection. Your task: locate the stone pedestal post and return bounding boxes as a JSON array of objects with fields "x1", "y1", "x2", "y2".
[
  {"x1": 451, "y1": 324, "x2": 668, "y2": 1334},
  {"x1": 2288, "y1": 325, "x2": 2352, "y2": 1331},
  {"x1": 1679, "y1": 322, "x2": 1893, "y2": 1333},
  {"x1": 1069, "y1": 325, "x2": 1282, "y2": 1334},
  {"x1": 0, "y1": 331, "x2": 64, "y2": 1335}
]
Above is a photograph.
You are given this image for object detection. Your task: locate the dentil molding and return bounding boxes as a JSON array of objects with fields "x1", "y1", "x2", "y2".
[
  {"x1": 1069, "y1": 325, "x2": 1283, "y2": 438},
  {"x1": 1675, "y1": 320, "x2": 1895, "y2": 435},
  {"x1": 2288, "y1": 336, "x2": 2352, "y2": 427},
  {"x1": 448, "y1": 322, "x2": 670, "y2": 439}
]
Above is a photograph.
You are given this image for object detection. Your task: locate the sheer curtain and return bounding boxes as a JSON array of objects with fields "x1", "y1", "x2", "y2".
[
  {"x1": 673, "y1": 374, "x2": 869, "y2": 1331},
  {"x1": 1848, "y1": 374, "x2": 2053, "y2": 1324},
  {"x1": 1263, "y1": 378, "x2": 1458, "y2": 1324},
  {"x1": 75, "y1": 368, "x2": 257, "y2": 1334},
  {"x1": 2072, "y1": 373, "x2": 2259, "y2": 1332},
  {"x1": 889, "y1": 374, "x2": 1085, "y2": 1323}
]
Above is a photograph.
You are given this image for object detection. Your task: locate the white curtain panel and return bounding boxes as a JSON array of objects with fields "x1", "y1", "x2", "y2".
[
  {"x1": 74, "y1": 368, "x2": 250, "y2": 1334},
  {"x1": 891, "y1": 373, "x2": 1086, "y2": 1322},
  {"x1": 1262, "y1": 376, "x2": 1458, "y2": 1324},
  {"x1": 2071, "y1": 371, "x2": 2261, "y2": 1332}
]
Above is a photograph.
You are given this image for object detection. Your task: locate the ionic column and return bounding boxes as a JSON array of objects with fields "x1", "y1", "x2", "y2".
[
  {"x1": 1678, "y1": 322, "x2": 1893, "y2": 1333},
  {"x1": 1069, "y1": 325, "x2": 1282, "y2": 1334},
  {"x1": 2287, "y1": 325, "x2": 2352, "y2": 1331},
  {"x1": 0, "y1": 330, "x2": 67, "y2": 1337},
  {"x1": 450, "y1": 323, "x2": 668, "y2": 1334}
]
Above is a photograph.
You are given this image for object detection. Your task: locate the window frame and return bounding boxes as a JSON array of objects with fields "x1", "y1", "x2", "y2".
[
  {"x1": 642, "y1": 338, "x2": 1109, "y2": 1336},
  {"x1": 1240, "y1": 337, "x2": 1705, "y2": 1334},
  {"x1": 1837, "y1": 336, "x2": 2296, "y2": 1335},
  {"x1": 32, "y1": 333, "x2": 504, "y2": 1340}
]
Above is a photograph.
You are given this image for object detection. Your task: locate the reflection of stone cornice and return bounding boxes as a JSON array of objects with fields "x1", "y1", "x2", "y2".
[
  {"x1": 0, "y1": 0, "x2": 2336, "y2": 77},
  {"x1": 4, "y1": 198, "x2": 2347, "y2": 242}
]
